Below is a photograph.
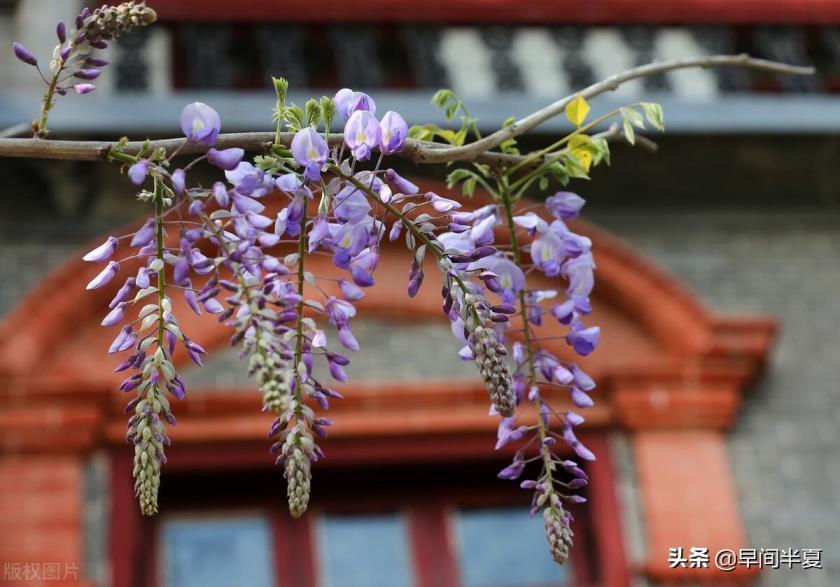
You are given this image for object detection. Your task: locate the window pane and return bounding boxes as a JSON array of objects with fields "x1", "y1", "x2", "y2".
[
  {"x1": 161, "y1": 515, "x2": 276, "y2": 587},
  {"x1": 455, "y1": 507, "x2": 570, "y2": 587},
  {"x1": 318, "y1": 513, "x2": 414, "y2": 587}
]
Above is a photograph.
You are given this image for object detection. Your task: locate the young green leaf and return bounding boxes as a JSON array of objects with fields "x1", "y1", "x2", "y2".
[{"x1": 641, "y1": 102, "x2": 665, "y2": 131}]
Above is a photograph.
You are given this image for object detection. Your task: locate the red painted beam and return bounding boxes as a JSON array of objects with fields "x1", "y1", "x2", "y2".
[{"x1": 151, "y1": 0, "x2": 840, "y2": 24}]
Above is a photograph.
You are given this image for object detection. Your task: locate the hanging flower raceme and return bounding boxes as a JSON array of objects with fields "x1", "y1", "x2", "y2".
[
  {"x1": 14, "y1": 2, "x2": 156, "y2": 136},
  {"x1": 64, "y1": 63, "x2": 620, "y2": 568}
]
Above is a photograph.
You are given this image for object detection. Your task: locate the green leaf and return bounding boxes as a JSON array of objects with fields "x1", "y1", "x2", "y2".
[
  {"x1": 320, "y1": 96, "x2": 335, "y2": 129},
  {"x1": 283, "y1": 104, "x2": 306, "y2": 131},
  {"x1": 431, "y1": 89, "x2": 454, "y2": 109},
  {"x1": 591, "y1": 137, "x2": 611, "y2": 166},
  {"x1": 272, "y1": 77, "x2": 288, "y2": 103},
  {"x1": 563, "y1": 152, "x2": 590, "y2": 180},
  {"x1": 622, "y1": 120, "x2": 636, "y2": 145},
  {"x1": 620, "y1": 106, "x2": 645, "y2": 130},
  {"x1": 305, "y1": 98, "x2": 321, "y2": 128},
  {"x1": 641, "y1": 102, "x2": 665, "y2": 131},
  {"x1": 446, "y1": 168, "x2": 473, "y2": 188},
  {"x1": 462, "y1": 176, "x2": 477, "y2": 197}
]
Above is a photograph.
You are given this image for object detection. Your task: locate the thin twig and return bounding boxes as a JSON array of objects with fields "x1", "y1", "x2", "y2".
[
  {"x1": 410, "y1": 54, "x2": 814, "y2": 163},
  {"x1": 0, "y1": 123, "x2": 31, "y2": 139},
  {"x1": 0, "y1": 54, "x2": 809, "y2": 165}
]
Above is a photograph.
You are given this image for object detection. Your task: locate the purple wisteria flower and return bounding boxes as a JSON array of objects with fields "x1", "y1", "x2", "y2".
[
  {"x1": 128, "y1": 160, "x2": 149, "y2": 185},
  {"x1": 334, "y1": 88, "x2": 376, "y2": 120},
  {"x1": 379, "y1": 111, "x2": 408, "y2": 155},
  {"x1": 343, "y1": 110, "x2": 381, "y2": 161},
  {"x1": 291, "y1": 127, "x2": 329, "y2": 181},
  {"x1": 180, "y1": 102, "x2": 221, "y2": 146},
  {"x1": 12, "y1": 42, "x2": 37, "y2": 66},
  {"x1": 208, "y1": 147, "x2": 244, "y2": 171}
]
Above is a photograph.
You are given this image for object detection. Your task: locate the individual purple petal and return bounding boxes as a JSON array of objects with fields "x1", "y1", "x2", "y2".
[
  {"x1": 135, "y1": 266, "x2": 150, "y2": 289},
  {"x1": 12, "y1": 42, "x2": 37, "y2": 66},
  {"x1": 108, "y1": 326, "x2": 132, "y2": 353},
  {"x1": 226, "y1": 162, "x2": 272, "y2": 197},
  {"x1": 83, "y1": 236, "x2": 118, "y2": 262},
  {"x1": 171, "y1": 169, "x2": 186, "y2": 194},
  {"x1": 571, "y1": 365, "x2": 595, "y2": 391},
  {"x1": 570, "y1": 387, "x2": 594, "y2": 408},
  {"x1": 127, "y1": 160, "x2": 149, "y2": 186},
  {"x1": 204, "y1": 298, "x2": 224, "y2": 314},
  {"x1": 384, "y1": 169, "x2": 419, "y2": 195},
  {"x1": 338, "y1": 325, "x2": 359, "y2": 351},
  {"x1": 208, "y1": 147, "x2": 244, "y2": 171},
  {"x1": 184, "y1": 288, "x2": 201, "y2": 315},
  {"x1": 74, "y1": 68, "x2": 101, "y2": 80},
  {"x1": 568, "y1": 478, "x2": 588, "y2": 490},
  {"x1": 497, "y1": 458, "x2": 525, "y2": 480},
  {"x1": 343, "y1": 110, "x2": 381, "y2": 161},
  {"x1": 110, "y1": 278, "x2": 135, "y2": 309},
  {"x1": 73, "y1": 83, "x2": 96, "y2": 95},
  {"x1": 101, "y1": 304, "x2": 125, "y2": 327},
  {"x1": 56, "y1": 22, "x2": 66, "y2": 43},
  {"x1": 180, "y1": 101, "x2": 221, "y2": 146},
  {"x1": 562, "y1": 424, "x2": 596, "y2": 461},
  {"x1": 565, "y1": 411, "x2": 585, "y2": 426},
  {"x1": 329, "y1": 361, "x2": 347, "y2": 382},
  {"x1": 276, "y1": 173, "x2": 303, "y2": 193},
  {"x1": 334, "y1": 187, "x2": 371, "y2": 223},
  {"x1": 426, "y1": 192, "x2": 461, "y2": 213},
  {"x1": 568, "y1": 325, "x2": 600, "y2": 356},
  {"x1": 210, "y1": 181, "x2": 229, "y2": 208},
  {"x1": 379, "y1": 111, "x2": 408, "y2": 154},
  {"x1": 334, "y1": 88, "x2": 376, "y2": 120},
  {"x1": 551, "y1": 299, "x2": 575, "y2": 324},
  {"x1": 308, "y1": 215, "x2": 330, "y2": 253},
  {"x1": 495, "y1": 417, "x2": 527, "y2": 450},
  {"x1": 233, "y1": 194, "x2": 265, "y2": 214},
  {"x1": 174, "y1": 256, "x2": 190, "y2": 285},
  {"x1": 86, "y1": 261, "x2": 119, "y2": 290},
  {"x1": 546, "y1": 191, "x2": 586, "y2": 220},
  {"x1": 349, "y1": 248, "x2": 378, "y2": 287},
  {"x1": 470, "y1": 215, "x2": 497, "y2": 247},
  {"x1": 86, "y1": 57, "x2": 109, "y2": 67},
  {"x1": 338, "y1": 279, "x2": 364, "y2": 301},
  {"x1": 531, "y1": 232, "x2": 564, "y2": 277},
  {"x1": 388, "y1": 221, "x2": 401, "y2": 241},
  {"x1": 131, "y1": 220, "x2": 155, "y2": 247}
]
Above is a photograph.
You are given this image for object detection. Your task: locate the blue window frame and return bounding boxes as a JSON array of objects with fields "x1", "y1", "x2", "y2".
[
  {"x1": 317, "y1": 512, "x2": 414, "y2": 587},
  {"x1": 454, "y1": 507, "x2": 571, "y2": 587},
  {"x1": 160, "y1": 514, "x2": 276, "y2": 587}
]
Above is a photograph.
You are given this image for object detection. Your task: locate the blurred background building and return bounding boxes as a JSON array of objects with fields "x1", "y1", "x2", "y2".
[{"x1": 0, "y1": 1, "x2": 839, "y2": 586}]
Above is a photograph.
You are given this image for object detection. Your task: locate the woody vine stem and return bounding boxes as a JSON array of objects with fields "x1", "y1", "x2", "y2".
[{"x1": 6, "y1": 1, "x2": 813, "y2": 566}]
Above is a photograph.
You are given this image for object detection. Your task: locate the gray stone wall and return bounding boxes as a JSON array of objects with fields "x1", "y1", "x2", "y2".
[{"x1": 593, "y1": 210, "x2": 840, "y2": 587}]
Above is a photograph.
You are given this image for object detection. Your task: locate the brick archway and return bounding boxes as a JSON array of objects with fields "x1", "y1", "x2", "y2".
[{"x1": 0, "y1": 188, "x2": 775, "y2": 585}]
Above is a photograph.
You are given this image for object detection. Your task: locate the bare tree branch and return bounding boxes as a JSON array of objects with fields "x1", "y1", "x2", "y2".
[
  {"x1": 0, "y1": 54, "x2": 810, "y2": 166},
  {"x1": 410, "y1": 54, "x2": 814, "y2": 163}
]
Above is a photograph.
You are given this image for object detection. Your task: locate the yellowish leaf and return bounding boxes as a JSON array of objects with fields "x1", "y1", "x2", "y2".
[
  {"x1": 571, "y1": 147, "x2": 592, "y2": 172},
  {"x1": 565, "y1": 96, "x2": 590, "y2": 127}
]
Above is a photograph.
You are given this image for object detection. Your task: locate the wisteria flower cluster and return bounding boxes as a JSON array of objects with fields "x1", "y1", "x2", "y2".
[
  {"x1": 12, "y1": 2, "x2": 697, "y2": 565},
  {"x1": 13, "y1": 1, "x2": 156, "y2": 137}
]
